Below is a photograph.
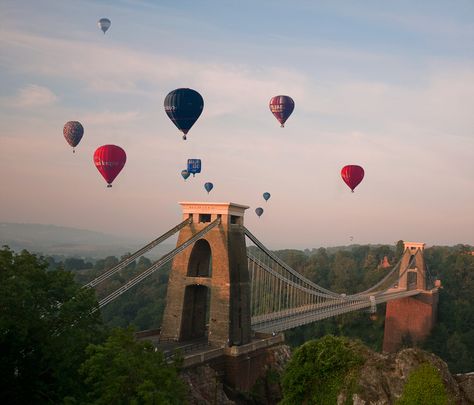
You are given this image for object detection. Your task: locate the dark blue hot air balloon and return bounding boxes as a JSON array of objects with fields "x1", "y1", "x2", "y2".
[
  {"x1": 181, "y1": 170, "x2": 190, "y2": 180},
  {"x1": 255, "y1": 207, "x2": 264, "y2": 218},
  {"x1": 204, "y1": 182, "x2": 213, "y2": 194},
  {"x1": 263, "y1": 192, "x2": 271, "y2": 202},
  {"x1": 63, "y1": 121, "x2": 84, "y2": 153},
  {"x1": 98, "y1": 18, "x2": 111, "y2": 34},
  {"x1": 164, "y1": 88, "x2": 204, "y2": 140},
  {"x1": 187, "y1": 159, "x2": 201, "y2": 177}
]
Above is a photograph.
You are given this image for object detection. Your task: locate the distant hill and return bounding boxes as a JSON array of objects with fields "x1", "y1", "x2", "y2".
[{"x1": 0, "y1": 223, "x2": 173, "y2": 259}]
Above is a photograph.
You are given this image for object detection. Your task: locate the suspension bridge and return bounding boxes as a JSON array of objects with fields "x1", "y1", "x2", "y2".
[{"x1": 85, "y1": 202, "x2": 439, "y2": 389}]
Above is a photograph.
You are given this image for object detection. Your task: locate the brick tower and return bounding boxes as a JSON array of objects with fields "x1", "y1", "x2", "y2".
[
  {"x1": 160, "y1": 202, "x2": 251, "y2": 347},
  {"x1": 383, "y1": 241, "x2": 439, "y2": 352}
]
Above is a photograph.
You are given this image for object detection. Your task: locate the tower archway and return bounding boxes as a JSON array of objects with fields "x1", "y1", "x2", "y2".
[
  {"x1": 180, "y1": 284, "x2": 210, "y2": 340},
  {"x1": 187, "y1": 239, "x2": 212, "y2": 277}
]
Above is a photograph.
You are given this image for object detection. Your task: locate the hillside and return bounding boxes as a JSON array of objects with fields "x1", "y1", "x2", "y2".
[{"x1": 0, "y1": 223, "x2": 173, "y2": 259}]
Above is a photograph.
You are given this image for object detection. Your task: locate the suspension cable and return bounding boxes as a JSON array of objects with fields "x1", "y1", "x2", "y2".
[
  {"x1": 98, "y1": 218, "x2": 220, "y2": 309},
  {"x1": 85, "y1": 217, "x2": 192, "y2": 289}
]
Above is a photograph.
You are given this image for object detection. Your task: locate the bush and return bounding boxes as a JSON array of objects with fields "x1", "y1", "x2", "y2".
[
  {"x1": 281, "y1": 335, "x2": 363, "y2": 404},
  {"x1": 397, "y1": 363, "x2": 450, "y2": 405}
]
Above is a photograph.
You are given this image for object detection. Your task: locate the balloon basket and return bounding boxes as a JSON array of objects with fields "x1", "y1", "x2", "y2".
[
  {"x1": 107, "y1": 184, "x2": 112, "y2": 188},
  {"x1": 182, "y1": 135, "x2": 187, "y2": 140}
]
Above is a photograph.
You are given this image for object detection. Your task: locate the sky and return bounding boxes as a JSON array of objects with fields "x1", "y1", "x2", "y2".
[{"x1": 0, "y1": 0, "x2": 473, "y2": 249}]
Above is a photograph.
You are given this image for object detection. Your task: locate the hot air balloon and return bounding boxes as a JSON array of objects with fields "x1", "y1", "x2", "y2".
[
  {"x1": 181, "y1": 170, "x2": 190, "y2": 180},
  {"x1": 255, "y1": 207, "x2": 264, "y2": 218},
  {"x1": 204, "y1": 182, "x2": 213, "y2": 194},
  {"x1": 63, "y1": 121, "x2": 84, "y2": 153},
  {"x1": 93, "y1": 145, "x2": 126, "y2": 188},
  {"x1": 263, "y1": 192, "x2": 271, "y2": 202},
  {"x1": 269, "y1": 95, "x2": 294, "y2": 127},
  {"x1": 187, "y1": 159, "x2": 201, "y2": 177},
  {"x1": 341, "y1": 165, "x2": 365, "y2": 192},
  {"x1": 164, "y1": 88, "x2": 204, "y2": 140},
  {"x1": 98, "y1": 18, "x2": 111, "y2": 34}
]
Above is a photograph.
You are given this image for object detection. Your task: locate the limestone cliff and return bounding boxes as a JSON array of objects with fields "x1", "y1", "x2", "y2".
[{"x1": 180, "y1": 344, "x2": 473, "y2": 404}]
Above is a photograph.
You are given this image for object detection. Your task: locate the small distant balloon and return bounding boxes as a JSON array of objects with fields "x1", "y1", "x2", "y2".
[
  {"x1": 204, "y1": 182, "x2": 213, "y2": 194},
  {"x1": 181, "y1": 170, "x2": 190, "y2": 180},
  {"x1": 98, "y1": 18, "x2": 111, "y2": 34},
  {"x1": 63, "y1": 121, "x2": 84, "y2": 153},
  {"x1": 263, "y1": 192, "x2": 271, "y2": 202},
  {"x1": 341, "y1": 165, "x2": 365, "y2": 192},
  {"x1": 269, "y1": 95, "x2": 295, "y2": 127},
  {"x1": 164, "y1": 88, "x2": 204, "y2": 140},
  {"x1": 187, "y1": 159, "x2": 201, "y2": 177},
  {"x1": 255, "y1": 207, "x2": 264, "y2": 218},
  {"x1": 93, "y1": 145, "x2": 126, "y2": 188},
  {"x1": 350, "y1": 236, "x2": 354, "y2": 242}
]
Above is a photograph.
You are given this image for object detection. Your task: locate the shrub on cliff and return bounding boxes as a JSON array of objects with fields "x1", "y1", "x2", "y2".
[
  {"x1": 397, "y1": 363, "x2": 450, "y2": 405},
  {"x1": 280, "y1": 335, "x2": 363, "y2": 404}
]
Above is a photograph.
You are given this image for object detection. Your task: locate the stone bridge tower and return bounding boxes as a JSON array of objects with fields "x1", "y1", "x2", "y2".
[
  {"x1": 383, "y1": 241, "x2": 439, "y2": 352},
  {"x1": 160, "y1": 202, "x2": 251, "y2": 347}
]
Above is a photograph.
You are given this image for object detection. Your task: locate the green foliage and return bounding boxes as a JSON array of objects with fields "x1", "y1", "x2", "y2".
[
  {"x1": 396, "y1": 363, "x2": 450, "y2": 405},
  {"x1": 423, "y1": 247, "x2": 474, "y2": 372},
  {"x1": 0, "y1": 247, "x2": 105, "y2": 403},
  {"x1": 281, "y1": 335, "x2": 363, "y2": 404},
  {"x1": 80, "y1": 327, "x2": 187, "y2": 404}
]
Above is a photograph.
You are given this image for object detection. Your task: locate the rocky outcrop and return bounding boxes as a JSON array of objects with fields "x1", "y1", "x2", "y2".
[
  {"x1": 456, "y1": 373, "x2": 474, "y2": 404},
  {"x1": 338, "y1": 347, "x2": 469, "y2": 404},
  {"x1": 181, "y1": 343, "x2": 473, "y2": 404},
  {"x1": 181, "y1": 364, "x2": 234, "y2": 405}
]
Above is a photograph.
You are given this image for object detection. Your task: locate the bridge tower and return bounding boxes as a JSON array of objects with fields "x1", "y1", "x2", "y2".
[
  {"x1": 160, "y1": 202, "x2": 252, "y2": 347},
  {"x1": 383, "y1": 241, "x2": 439, "y2": 352}
]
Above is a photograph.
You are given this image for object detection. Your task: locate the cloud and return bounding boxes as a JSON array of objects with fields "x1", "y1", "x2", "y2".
[
  {"x1": 81, "y1": 110, "x2": 141, "y2": 125},
  {"x1": 11, "y1": 84, "x2": 58, "y2": 107},
  {"x1": 0, "y1": 29, "x2": 308, "y2": 112}
]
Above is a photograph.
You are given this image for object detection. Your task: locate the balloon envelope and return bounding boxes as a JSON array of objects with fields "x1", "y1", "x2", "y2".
[
  {"x1": 204, "y1": 182, "x2": 213, "y2": 193},
  {"x1": 164, "y1": 88, "x2": 204, "y2": 139},
  {"x1": 181, "y1": 170, "x2": 190, "y2": 180},
  {"x1": 255, "y1": 207, "x2": 264, "y2": 217},
  {"x1": 263, "y1": 192, "x2": 271, "y2": 201},
  {"x1": 187, "y1": 159, "x2": 201, "y2": 175},
  {"x1": 63, "y1": 121, "x2": 84, "y2": 150},
  {"x1": 341, "y1": 165, "x2": 365, "y2": 192},
  {"x1": 98, "y1": 18, "x2": 111, "y2": 34},
  {"x1": 269, "y1": 95, "x2": 295, "y2": 127},
  {"x1": 94, "y1": 145, "x2": 126, "y2": 187}
]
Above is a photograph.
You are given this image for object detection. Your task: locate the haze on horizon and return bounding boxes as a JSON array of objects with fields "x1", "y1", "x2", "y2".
[{"x1": 0, "y1": 0, "x2": 473, "y2": 250}]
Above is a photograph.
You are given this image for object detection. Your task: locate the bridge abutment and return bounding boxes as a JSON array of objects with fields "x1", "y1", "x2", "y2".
[{"x1": 383, "y1": 290, "x2": 439, "y2": 352}]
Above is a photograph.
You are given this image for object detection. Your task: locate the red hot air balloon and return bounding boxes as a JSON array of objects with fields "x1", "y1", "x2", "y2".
[
  {"x1": 341, "y1": 165, "x2": 365, "y2": 192},
  {"x1": 93, "y1": 145, "x2": 126, "y2": 188},
  {"x1": 269, "y1": 95, "x2": 295, "y2": 127}
]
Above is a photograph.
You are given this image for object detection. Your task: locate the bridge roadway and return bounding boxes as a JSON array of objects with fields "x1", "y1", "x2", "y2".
[
  {"x1": 251, "y1": 288, "x2": 422, "y2": 333},
  {"x1": 136, "y1": 330, "x2": 285, "y2": 368}
]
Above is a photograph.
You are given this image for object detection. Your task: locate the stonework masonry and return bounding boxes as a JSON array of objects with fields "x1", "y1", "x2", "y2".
[{"x1": 160, "y1": 202, "x2": 252, "y2": 347}]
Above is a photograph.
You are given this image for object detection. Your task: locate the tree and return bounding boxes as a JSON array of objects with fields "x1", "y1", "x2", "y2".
[
  {"x1": 0, "y1": 247, "x2": 105, "y2": 403},
  {"x1": 281, "y1": 335, "x2": 363, "y2": 404},
  {"x1": 80, "y1": 327, "x2": 187, "y2": 404}
]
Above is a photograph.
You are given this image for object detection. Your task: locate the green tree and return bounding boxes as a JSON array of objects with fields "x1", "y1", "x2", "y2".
[
  {"x1": 80, "y1": 327, "x2": 187, "y2": 404},
  {"x1": 397, "y1": 363, "x2": 450, "y2": 405},
  {"x1": 0, "y1": 247, "x2": 105, "y2": 403},
  {"x1": 281, "y1": 335, "x2": 363, "y2": 404}
]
